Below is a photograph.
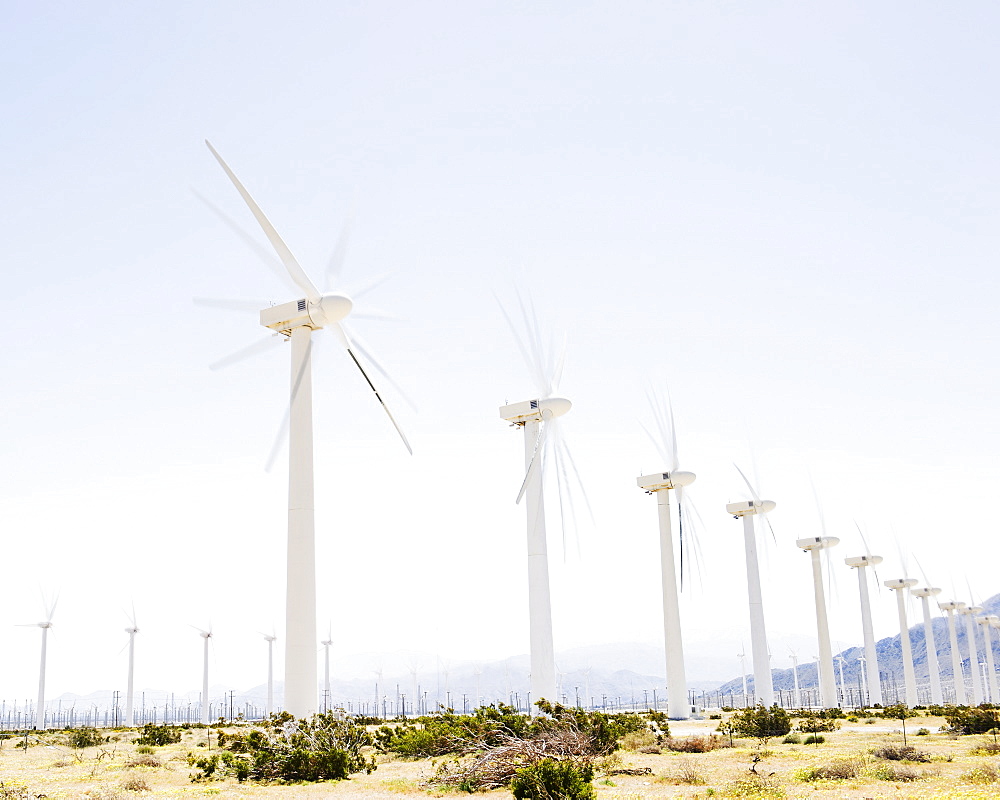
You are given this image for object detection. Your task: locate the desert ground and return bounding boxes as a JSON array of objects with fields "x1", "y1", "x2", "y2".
[{"x1": 3, "y1": 715, "x2": 1000, "y2": 799}]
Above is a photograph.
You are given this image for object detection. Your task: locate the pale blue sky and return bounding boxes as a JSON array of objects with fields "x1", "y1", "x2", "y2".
[{"x1": 2, "y1": 2, "x2": 997, "y2": 700}]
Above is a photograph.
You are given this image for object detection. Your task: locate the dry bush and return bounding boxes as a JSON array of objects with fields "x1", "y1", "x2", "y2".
[
  {"x1": 963, "y1": 763, "x2": 1000, "y2": 784},
  {"x1": 872, "y1": 744, "x2": 931, "y2": 762},
  {"x1": 721, "y1": 772, "x2": 785, "y2": 798},
  {"x1": 971, "y1": 741, "x2": 1000, "y2": 755},
  {"x1": 125, "y1": 754, "x2": 161, "y2": 768},
  {"x1": 80, "y1": 788, "x2": 125, "y2": 800},
  {"x1": 868, "y1": 762, "x2": 924, "y2": 782},
  {"x1": 619, "y1": 729, "x2": 657, "y2": 751},
  {"x1": 119, "y1": 774, "x2": 150, "y2": 792},
  {"x1": 667, "y1": 758, "x2": 705, "y2": 785},
  {"x1": 664, "y1": 735, "x2": 730, "y2": 753},
  {"x1": 638, "y1": 745, "x2": 661, "y2": 754},
  {"x1": 795, "y1": 758, "x2": 864, "y2": 781}
]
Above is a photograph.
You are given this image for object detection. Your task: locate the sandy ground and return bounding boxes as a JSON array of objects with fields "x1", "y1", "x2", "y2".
[{"x1": 2, "y1": 716, "x2": 1000, "y2": 799}]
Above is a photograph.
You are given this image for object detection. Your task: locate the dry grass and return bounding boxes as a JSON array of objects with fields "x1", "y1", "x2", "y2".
[{"x1": 3, "y1": 715, "x2": 1000, "y2": 798}]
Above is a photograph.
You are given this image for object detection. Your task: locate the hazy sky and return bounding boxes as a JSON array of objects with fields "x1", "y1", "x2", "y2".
[{"x1": 2, "y1": 1, "x2": 998, "y2": 704}]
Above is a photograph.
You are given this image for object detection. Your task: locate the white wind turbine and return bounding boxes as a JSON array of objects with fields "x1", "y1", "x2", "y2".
[
  {"x1": 977, "y1": 615, "x2": 999, "y2": 703},
  {"x1": 18, "y1": 598, "x2": 57, "y2": 730},
  {"x1": 637, "y1": 391, "x2": 697, "y2": 719},
  {"x1": 737, "y1": 647, "x2": 749, "y2": 705},
  {"x1": 499, "y1": 294, "x2": 586, "y2": 709},
  {"x1": 883, "y1": 578, "x2": 919, "y2": 705},
  {"x1": 727, "y1": 467, "x2": 776, "y2": 707},
  {"x1": 788, "y1": 648, "x2": 802, "y2": 708},
  {"x1": 938, "y1": 600, "x2": 968, "y2": 704},
  {"x1": 960, "y1": 603, "x2": 986, "y2": 704},
  {"x1": 262, "y1": 632, "x2": 277, "y2": 717},
  {"x1": 911, "y1": 586, "x2": 944, "y2": 705},
  {"x1": 321, "y1": 626, "x2": 333, "y2": 713},
  {"x1": 124, "y1": 607, "x2": 139, "y2": 727},
  {"x1": 796, "y1": 534, "x2": 839, "y2": 708},
  {"x1": 194, "y1": 626, "x2": 213, "y2": 724},
  {"x1": 206, "y1": 142, "x2": 411, "y2": 718},
  {"x1": 845, "y1": 534, "x2": 884, "y2": 706}
]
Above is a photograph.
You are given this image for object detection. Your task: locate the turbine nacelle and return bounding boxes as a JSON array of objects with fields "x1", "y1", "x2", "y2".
[
  {"x1": 939, "y1": 600, "x2": 966, "y2": 612},
  {"x1": 883, "y1": 578, "x2": 917, "y2": 591},
  {"x1": 912, "y1": 587, "x2": 942, "y2": 598},
  {"x1": 637, "y1": 470, "x2": 696, "y2": 492},
  {"x1": 796, "y1": 536, "x2": 839, "y2": 551},
  {"x1": 260, "y1": 293, "x2": 353, "y2": 335},
  {"x1": 960, "y1": 605, "x2": 984, "y2": 615},
  {"x1": 726, "y1": 499, "x2": 775, "y2": 517},
  {"x1": 499, "y1": 397, "x2": 572, "y2": 425},
  {"x1": 845, "y1": 554, "x2": 883, "y2": 568}
]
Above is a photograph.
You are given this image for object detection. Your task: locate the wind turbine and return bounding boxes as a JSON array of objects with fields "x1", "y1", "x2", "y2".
[
  {"x1": 977, "y1": 615, "x2": 999, "y2": 703},
  {"x1": 206, "y1": 142, "x2": 412, "y2": 718},
  {"x1": 499, "y1": 294, "x2": 585, "y2": 709},
  {"x1": 637, "y1": 391, "x2": 696, "y2": 719},
  {"x1": 737, "y1": 647, "x2": 749, "y2": 706},
  {"x1": 845, "y1": 548, "x2": 884, "y2": 705},
  {"x1": 883, "y1": 578, "x2": 918, "y2": 705},
  {"x1": 321, "y1": 626, "x2": 333, "y2": 713},
  {"x1": 938, "y1": 600, "x2": 968, "y2": 704},
  {"x1": 960, "y1": 603, "x2": 986, "y2": 704},
  {"x1": 788, "y1": 649, "x2": 801, "y2": 708},
  {"x1": 911, "y1": 586, "x2": 944, "y2": 705},
  {"x1": 124, "y1": 608, "x2": 139, "y2": 727},
  {"x1": 18, "y1": 598, "x2": 56, "y2": 730},
  {"x1": 727, "y1": 467, "x2": 776, "y2": 707},
  {"x1": 195, "y1": 626, "x2": 213, "y2": 724},
  {"x1": 262, "y1": 632, "x2": 277, "y2": 716},
  {"x1": 796, "y1": 535, "x2": 839, "y2": 708}
]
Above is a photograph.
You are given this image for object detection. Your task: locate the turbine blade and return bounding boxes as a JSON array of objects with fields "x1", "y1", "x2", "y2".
[
  {"x1": 209, "y1": 334, "x2": 281, "y2": 371},
  {"x1": 351, "y1": 272, "x2": 394, "y2": 301},
  {"x1": 265, "y1": 336, "x2": 313, "y2": 471},
  {"x1": 516, "y1": 421, "x2": 547, "y2": 504},
  {"x1": 334, "y1": 324, "x2": 413, "y2": 454},
  {"x1": 497, "y1": 295, "x2": 547, "y2": 397},
  {"x1": 665, "y1": 391, "x2": 679, "y2": 473},
  {"x1": 552, "y1": 428, "x2": 594, "y2": 524},
  {"x1": 194, "y1": 297, "x2": 268, "y2": 312},
  {"x1": 639, "y1": 419, "x2": 670, "y2": 468},
  {"x1": 734, "y1": 463, "x2": 762, "y2": 504},
  {"x1": 205, "y1": 141, "x2": 320, "y2": 302},
  {"x1": 324, "y1": 205, "x2": 355, "y2": 291},
  {"x1": 341, "y1": 321, "x2": 418, "y2": 413},
  {"x1": 192, "y1": 188, "x2": 293, "y2": 291}
]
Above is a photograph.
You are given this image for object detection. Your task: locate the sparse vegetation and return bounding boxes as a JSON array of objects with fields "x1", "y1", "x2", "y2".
[
  {"x1": 872, "y1": 743, "x2": 931, "y2": 762},
  {"x1": 136, "y1": 723, "x2": 181, "y2": 747},
  {"x1": 510, "y1": 758, "x2": 594, "y2": 800},
  {"x1": 728, "y1": 705, "x2": 791, "y2": 748}
]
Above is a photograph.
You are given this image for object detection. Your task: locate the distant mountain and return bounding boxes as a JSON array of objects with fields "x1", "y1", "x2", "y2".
[{"x1": 717, "y1": 592, "x2": 1000, "y2": 704}]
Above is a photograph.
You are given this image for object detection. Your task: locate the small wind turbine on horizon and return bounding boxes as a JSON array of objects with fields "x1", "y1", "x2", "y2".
[
  {"x1": 205, "y1": 141, "x2": 412, "y2": 718},
  {"x1": 727, "y1": 466, "x2": 776, "y2": 707},
  {"x1": 194, "y1": 626, "x2": 213, "y2": 724},
  {"x1": 976, "y1": 614, "x2": 999, "y2": 702},
  {"x1": 17, "y1": 597, "x2": 57, "y2": 730},
  {"x1": 321, "y1": 626, "x2": 333, "y2": 713},
  {"x1": 499, "y1": 292, "x2": 588, "y2": 710},
  {"x1": 262, "y1": 631, "x2": 277, "y2": 716},
  {"x1": 124, "y1": 607, "x2": 139, "y2": 727},
  {"x1": 637, "y1": 389, "x2": 698, "y2": 719}
]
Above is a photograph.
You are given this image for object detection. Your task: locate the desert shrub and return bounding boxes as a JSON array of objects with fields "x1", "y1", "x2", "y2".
[
  {"x1": 619, "y1": 729, "x2": 657, "y2": 751},
  {"x1": 872, "y1": 744, "x2": 931, "y2": 762},
  {"x1": 67, "y1": 728, "x2": 105, "y2": 748},
  {"x1": 639, "y1": 745, "x2": 661, "y2": 754},
  {"x1": 915, "y1": 727, "x2": 930, "y2": 735},
  {"x1": 722, "y1": 772, "x2": 784, "y2": 798},
  {"x1": 191, "y1": 711, "x2": 374, "y2": 783},
  {"x1": 664, "y1": 735, "x2": 730, "y2": 753},
  {"x1": 729, "y1": 705, "x2": 791, "y2": 747},
  {"x1": 120, "y1": 774, "x2": 150, "y2": 792},
  {"x1": 803, "y1": 734, "x2": 825, "y2": 745},
  {"x1": 709, "y1": 713, "x2": 722, "y2": 720},
  {"x1": 944, "y1": 706, "x2": 1000, "y2": 735},
  {"x1": 510, "y1": 758, "x2": 594, "y2": 800},
  {"x1": 126, "y1": 753, "x2": 161, "y2": 768},
  {"x1": 963, "y1": 763, "x2": 1000, "y2": 784},
  {"x1": 375, "y1": 704, "x2": 531, "y2": 757},
  {"x1": 135, "y1": 745, "x2": 155, "y2": 755},
  {"x1": 863, "y1": 717, "x2": 877, "y2": 724},
  {"x1": 780, "y1": 734, "x2": 800, "y2": 744},
  {"x1": 868, "y1": 762, "x2": 922, "y2": 781},
  {"x1": 0, "y1": 780, "x2": 31, "y2": 800},
  {"x1": 795, "y1": 711, "x2": 840, "y2": 734},
  {"x1": 668, "y1": 758, "x2": 705, "y2": 785},
  {"x1": 136, "y1": 724, "x2": 181, "y2": 747},
  {"x1": 971, "y1": 741, "x2": 1000, "y2": 755},
  {"x1": 795, "y1": 758, "x2": 863, "y2": 781}
]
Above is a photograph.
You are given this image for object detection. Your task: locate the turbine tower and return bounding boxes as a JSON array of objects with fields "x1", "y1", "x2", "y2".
[
  {"x1": 18, "y1": 602, "x2": 56, "y2": 730},
  {"x1": 727, "y1": 474, "x2": 776, "y2": 707},
  {"x1": 960, "y1": 604, "x2": 986, "y2": 704},
  {"x1": 124, "y1": 609, "x2": 139, "y2": 727},
  {"x1": 883, "y1": 578, "x2": 918, "y2": 705},
  {"x1": 938, "y1": 600, "x2": 967, "y2": 704},
  {"x1": 977, "y1": 615, "x2": 999, "y2": 703},
  {"x1": 637, "y1": 392, "x2": 697, "y2": 720},
  {"x1": 206, "y1": 142, "x2": 411, "y2": 718},
  {"x1": 797, "y1": 535, "x2": 839, "y2": 708},
  {"x1": 196, "y1": 627, "x2": 212, "y2": 724},
  {"x1": 911, "y1": 587, "x2": 943, "y2": 705},
  {"x1": 845, "y1": 554, "x2": 884, "y2": 705},
  {"x1": 321, "y1": 628, "x2": 333, "y2": 713},
  {"x1": 263, "y1": 633, "x2": 277, "y2": 717},
  {"x1": 788, "y1": 649, "x2": 801, "y2": 708}
]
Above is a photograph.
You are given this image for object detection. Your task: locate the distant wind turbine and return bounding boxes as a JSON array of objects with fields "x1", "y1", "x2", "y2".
[
  {"x1": 912, "y1": 586, "x2": 944, "y2": 705},
  {"x1": 977, "y1": 615, "x2": 999, "y2": 703},
  {"x1": 17, "y1": 597, "x2": 56, "y2": 730},
  {"x1": 960, "y1": 603, "x2": 986, "y2": 704},
  {"x1": 883, "y1": 578, "x2": 919, "y2": 705},
  {"x1": 262, "y1": 632, "x2": 277, "y2": 716},
  {"x1": 637, "y1": 390, "x2": 697, "y2": 719},
  {"x1": 845, "y1": 532, "x2": 884, "y2": 706},
  {"x1": 321, "y1": 626, "x2": 333, "y2": 713},
  {"x1": 796, "y1": 534, "x2": 839, "y2": 708},
  {"x1": 205, "y1": 142, "x2": 412, "y2": 718},
  {"x1": 194, "y1": 626, "x2": 213, "y2": 724},
  {"x1": 124, "y1": 607, "x2": 139, "y2": 727},
  {"x1": 727, "y1": 467, "x2": 776, "y2": 707},
  {"x1": 938, "y1": 600, "x2": 968, "y2": 704}
]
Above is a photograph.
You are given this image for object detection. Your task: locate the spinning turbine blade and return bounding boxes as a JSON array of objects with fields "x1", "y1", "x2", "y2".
[
  {"x1": 516, "y1": 421, "x2": 548, "y2": 504},
  {"x1": 195, "y1": 297, "x2": 270, "y2": 312},
  {"x1": 205, "y1": 141, "x2": 320, "y2": 302},
  {"x1": 210, "y1": 334, "x2": 281, "y2": 371},
  {"x1": 324, "y1": 205, "x2": 355, "y2": 291},
  {"x1": 333, "y1": 324, "x2": 412, "y2": 454},
  {"x1": 341, "y1": 322, "x2": 418, "y2": 412},
  {"x1": 734, "y1": 463, "x2": 776, "y2": 543}
]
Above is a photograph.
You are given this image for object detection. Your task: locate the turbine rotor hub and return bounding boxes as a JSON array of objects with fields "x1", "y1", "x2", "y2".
[{"x1": 308, "y1": 293, "x2": 353, "y2": 328}]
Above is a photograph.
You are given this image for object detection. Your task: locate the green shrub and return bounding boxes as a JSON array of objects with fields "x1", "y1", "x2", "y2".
[
  {"x1": 781, "y1": 733, "x2": 800, "y2": 744},
  {"x1": 795, "y1": 758, "x2": 862, "y2": 781},
  {"x1": 872, "y1": 744, "x2": 930, "y2": 762},
  {"x1": 795, "y1": 711, "x2": 840, "y2": 734},
  {"x1": 915, "y1": 727, "x2": 930, "y2": 736},
  {"x1": 136, "y1": 724, "x2": 182, "y2": 747},
  {"x1": 510, "y1": 758, "x2": 594, "y2": 800},
  {"x1": 729, "y1": 705, "x2": 791, "y2": 746},
  {"x1": 963, "y1": 763, "x2": 1000, "y2": 784},
  {"x1": 67, "y1": 728, "x2": 104, "y2": 748},
  {"x1": 803, "y1": 734, "x2": 825, "y2": 745},
  {"x1": 944, "y1": 706, "x2": 1000, "y2": 735}
]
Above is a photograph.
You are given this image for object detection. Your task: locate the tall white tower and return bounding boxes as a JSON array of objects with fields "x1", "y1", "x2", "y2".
[
  {"x1": 960, "y1": 605, "x2": 986, "y2": 705},
  {"x1": 912, "y1": 587, "x2": 943, "y2": 705},
  {"x1": 938, "y1": 601, "x2": 967, "y2": 704},
  {"x1": 846, "y1": 554, "x2": 883, "y2": 705},
  {"x1": 884, "y1": 578, "x2": 918, "y2": 705},
  {"x1": 797, "y1": 536, "x2": 839, "y2": 708},
  {"x1": 977, "y1": 615, "x2": 1000, "y2": 703}
]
